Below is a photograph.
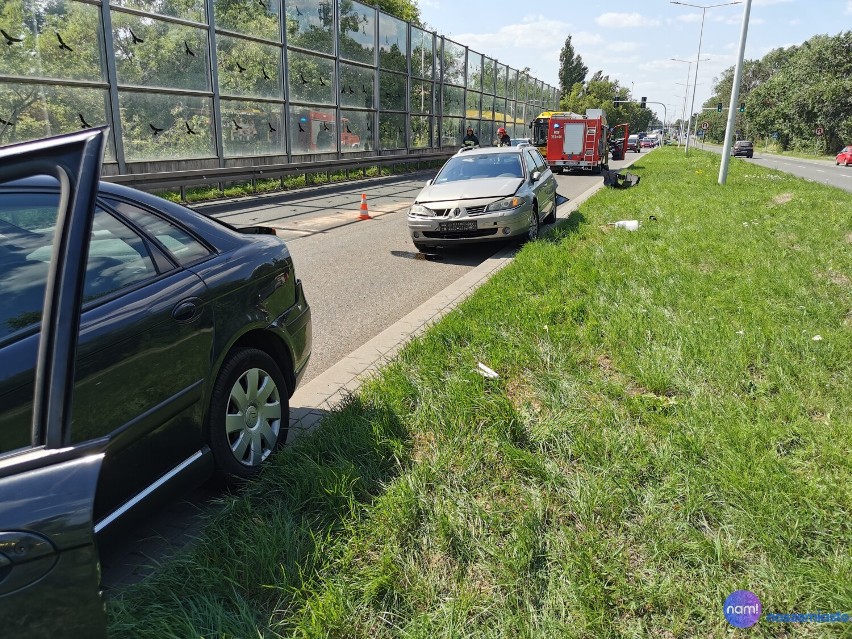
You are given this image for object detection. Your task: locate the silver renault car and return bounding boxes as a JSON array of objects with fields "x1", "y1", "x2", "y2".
[{"x1": 407, "y1": 145, "x2": 558, "y2": 252}]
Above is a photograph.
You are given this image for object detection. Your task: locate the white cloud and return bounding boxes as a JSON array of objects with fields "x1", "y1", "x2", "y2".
[
  {"x1": 607, "y1": 41, "x2": 642, "y2": 53},
  {"x1": 595, "y1": 12, "x2": 661, "y2": 28},
  {"x1": 676, "y1": 13, "x2": 703, "y2": 23},
  {"x1": 788, "y1": 18, "x2": 800, "y2": 25}
]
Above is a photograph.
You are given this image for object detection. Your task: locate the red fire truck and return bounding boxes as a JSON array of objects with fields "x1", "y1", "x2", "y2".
[{"x1": 546, "y1": 109, "x2": 614, "y2": 174}]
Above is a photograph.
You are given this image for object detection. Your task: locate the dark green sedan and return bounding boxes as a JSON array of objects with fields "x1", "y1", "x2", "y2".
[{"x1": 0, "y1": 130, "x2": 311, "y2": 637}]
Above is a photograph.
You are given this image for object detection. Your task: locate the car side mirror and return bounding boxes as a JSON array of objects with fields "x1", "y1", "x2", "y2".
[
  {"x1": 531, "y1": 170, "x2": 541, "y2": 183},
  {"x1": 425, "y1": 179, "x2": 433, "y2": 186}
]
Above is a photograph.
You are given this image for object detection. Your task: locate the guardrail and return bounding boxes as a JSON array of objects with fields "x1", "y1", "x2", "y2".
[{"x1": 102, "y1": 151, "x2": 456, "y2": 201}]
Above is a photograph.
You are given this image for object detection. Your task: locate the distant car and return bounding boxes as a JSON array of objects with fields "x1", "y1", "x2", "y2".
[
  {"x1": 836, "y1": 145, "x2": 852, "y2": 166},
  {"x1": 627, "y1": 135, "x2": 641, "y2": 152},
  {"x1": 641, "y1": 138, "x2": 656, "y2": 148},
  {"x1": 510, "y1": 137, "x2": 532, "y2": 147},
  {"x1": 1, "y1": 163, "x2": 312, "y2": 537},
  {"x1": 731, "y1": 140, "x2": 754, "y2": 158},
  {"x1": 407, "y1": 145, "x2": 557, "y2": 252}
]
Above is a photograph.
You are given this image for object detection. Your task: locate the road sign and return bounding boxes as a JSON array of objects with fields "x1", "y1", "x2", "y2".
[
  {"x1": 772, "y1": 132, "x2": 779, "y2": 139},
  {"x1": 815, "y1": 126, "x2": 824, "y2": 136},
  {"x1": 701, "y1": 121, "x2": 710, "y2": 130}
]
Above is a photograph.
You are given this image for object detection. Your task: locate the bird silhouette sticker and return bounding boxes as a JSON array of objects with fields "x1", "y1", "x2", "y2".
[
  {"x1": 78, "y1": 113, "x2": 92, "y2": 129},
  {"x1": 129, "y1": 29, "x2": 144, "y2": 44},
  {"x1": 318, "y1": 77, "x2": 327, "y2": 86},
  {"x1": 366, "y1": 122, "x2": 372, "y2": 132},
  {"x1": 257, "y1": 0, "x2": 266, "y2": 8},
  {"x1": 236, "y1": 61, "x2": 246, "y2": 73},
  {"x1": 267, "y1": 121, "x2": 277, "y2": 132},
  {"x1": 348, "y1": 85, "x2": 355, "y2": 94},
  {"x1": 262, "y1": 66, "x2": 270, "y2": 80},
  {"x1": 362, "y1": 84, "x2": 369, "y2": 94},
  {"x1": 184, "y1": 40, "x2": 195, "y2": 57},
  {"x1": 184, "y1": 121, "x2": 197, "y2": 135},
  {"x1": 0, "y1": 116, "x2": 15, "y2": 126},
  {"x1": 295, "y1": 5, "x2": 303, "y2": 16},
  {"x1": 55, "y1": 32, "x2": 73, "y2": 52},
  {"x1": 298, "y1": 73, "x2": 309, "y2": 84},
  {"x1": 149, "y1": 123, "x2": 164, "y2": 135},
  {"x1": 1, "y1": 29, "x2": 23, "y2": 45},
  {"x1": 345, "y1": 123, "x2": 352, "y2": 133},
  {"x1": 322, "y1": 122, "x2": 329, "y2": 131},
  {"x1": 232, "y1": 119, "x2": 243, "y2": 130},
  {"x1": 298, "y1": 123, "x2": 305, "y2": 132}
]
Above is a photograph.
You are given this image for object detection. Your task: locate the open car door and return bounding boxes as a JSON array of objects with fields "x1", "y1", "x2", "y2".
[{"x1": 0, "y1": 130, "x2": 108, "y2": 637}]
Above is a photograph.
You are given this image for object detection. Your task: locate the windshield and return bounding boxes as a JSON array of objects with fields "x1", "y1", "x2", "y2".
[
  {"x1": 435, "y1": 154, "x2": 524, "y2": 184},
  {"x1": 531, "y1": 119, "x2": 549, "y2": 146}
]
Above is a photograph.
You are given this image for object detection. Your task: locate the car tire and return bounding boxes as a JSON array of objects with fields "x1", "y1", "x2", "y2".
[
  {"x1": 527, "y1": 203, "x2": 540, "y2": 242},
  {"x1": 543, "y1": 197, "x2": 556, "y2": 224},
  {"x1": 413, "y1": 242, "x2": 433, "y2": 253},
  {"x1": 207, "y1": 347, "x2": 289, "y2": 483}
]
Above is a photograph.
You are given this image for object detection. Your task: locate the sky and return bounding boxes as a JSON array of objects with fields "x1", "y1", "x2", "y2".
[{"x1": 417, "y1": 0, "x2": 852, "y2": 124}]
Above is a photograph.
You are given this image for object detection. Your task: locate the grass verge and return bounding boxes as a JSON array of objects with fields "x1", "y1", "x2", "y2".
[{"x1": 109, "y1": 147, "x2": 852, "y2": 638}]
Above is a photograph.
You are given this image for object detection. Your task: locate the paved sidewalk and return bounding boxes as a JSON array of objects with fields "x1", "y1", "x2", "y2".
[{"x1": 286, "y1": 176, "x2": 610, "y2": 440}]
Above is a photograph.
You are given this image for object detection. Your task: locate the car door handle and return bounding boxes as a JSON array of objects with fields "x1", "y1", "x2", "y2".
[{"x1": 171, "y1": 298, "x2": 202, "y2": 324}]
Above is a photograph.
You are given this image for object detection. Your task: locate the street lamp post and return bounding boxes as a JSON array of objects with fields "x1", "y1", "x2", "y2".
[
  {"x1": 719, "y1": 0, "x2": 753, "y2": 184},
  {"x1": 671, "y1": 1, "x2": 741, "y2": 154},
  {"x1": 671, "y1": 57, "x2": 709, "y2": 146}
]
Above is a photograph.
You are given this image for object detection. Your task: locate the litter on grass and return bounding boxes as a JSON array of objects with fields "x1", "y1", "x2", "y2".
[
  {"x1": 477, "y1": 362, "x2": 499, "y2": 379},
  {"x1": 610, "y1": 220, "x2": 640, "y2": 231}
]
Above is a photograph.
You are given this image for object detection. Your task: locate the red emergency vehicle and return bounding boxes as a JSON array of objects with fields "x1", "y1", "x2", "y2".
[{"x1": 546, "y1": 109, "x2": 611, "y2": 174}]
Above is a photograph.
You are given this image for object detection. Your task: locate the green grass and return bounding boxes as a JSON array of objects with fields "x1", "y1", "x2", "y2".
[
  {"x1": 154, "y1": 160, "x2": 444, "y2": 204},
  {"x1": 109, "y1": 147, "x2": 852, "y2": 638}
]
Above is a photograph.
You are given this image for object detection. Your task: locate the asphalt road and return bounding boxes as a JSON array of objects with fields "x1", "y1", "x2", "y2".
[
  {"x1": 700, "y1": 142, "x2": 852, "y2": 193},
  {"x1": 99, "y1": 153, "x2": 637, "y2": 591},
  {"x1": 200, "y1": 156, "x2": 635, "y2": 383}
]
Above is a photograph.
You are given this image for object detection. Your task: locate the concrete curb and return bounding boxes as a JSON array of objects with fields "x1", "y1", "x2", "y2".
[{"x1": 286, "y1": 171, "x2": 615, "y2": 440}]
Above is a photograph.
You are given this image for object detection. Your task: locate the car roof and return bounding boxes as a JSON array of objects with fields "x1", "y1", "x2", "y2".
[{"x1": 454, "y1": 146, "x2": 528, "y2": 157}]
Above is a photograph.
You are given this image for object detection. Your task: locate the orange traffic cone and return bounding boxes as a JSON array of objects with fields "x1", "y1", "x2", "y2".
[{"x1": 358, "y1": 193, "x2": 372, "y2": 220}]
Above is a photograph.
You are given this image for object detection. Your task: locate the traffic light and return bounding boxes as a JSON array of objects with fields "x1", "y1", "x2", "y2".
[
  {"x1": 716, "y1": 102, "x2": 723, "y2": 112},
  {"x1": 739, "y1": 102, "x2": 745, "y2": 112},
  {"x1": 613, "y1": 99, "x2": 619, "y2": 108},
  {"x1": 640, "y1": 96, "x2": 647, "y2": 109}
]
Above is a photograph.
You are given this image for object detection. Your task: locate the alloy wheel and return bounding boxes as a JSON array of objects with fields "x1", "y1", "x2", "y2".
[
  {"x1": 225, "y1": 367, "x2": 281, "y2": 466},
  {"x1": 528, "y1": 205, "x2": 539, "y2": 241}
]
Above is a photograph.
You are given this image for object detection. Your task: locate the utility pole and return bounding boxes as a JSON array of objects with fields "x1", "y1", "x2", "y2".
[{"x1": 718, "y1": 0, "x2": 753, "y2": 185}]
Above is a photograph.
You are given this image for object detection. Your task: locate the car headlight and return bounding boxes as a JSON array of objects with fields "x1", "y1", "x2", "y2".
[
  {"x1": 485, "y1": 195, "x2": 524, "y2": 212},
  {"x1": 409, "y1": 203, "x2": 431, "y2": 216}
]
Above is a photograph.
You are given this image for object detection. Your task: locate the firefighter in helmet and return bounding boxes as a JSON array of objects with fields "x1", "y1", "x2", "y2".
[{"x1": 496, "y1": 126, "x2": 511, "y2": 147}]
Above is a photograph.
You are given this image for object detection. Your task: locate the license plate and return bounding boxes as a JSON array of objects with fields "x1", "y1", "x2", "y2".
[{"x1": 438, "y1": 221, "x2": 477, "y2": 231}]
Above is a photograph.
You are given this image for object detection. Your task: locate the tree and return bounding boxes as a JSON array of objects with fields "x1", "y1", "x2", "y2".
[
  {"x1": 559, "y1": 73, "x2": 653, "y2": 134},
  {"x1": 361, "y1": 0, "x2": 420, "y2": 25},
  {"x1": 558, "y1": 36, "x2": 588, "y2": 97}
]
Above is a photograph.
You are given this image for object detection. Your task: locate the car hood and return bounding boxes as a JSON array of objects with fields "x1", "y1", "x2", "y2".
[{"x1": 416, "y1": 177, "x2": 523, "y2": 203}]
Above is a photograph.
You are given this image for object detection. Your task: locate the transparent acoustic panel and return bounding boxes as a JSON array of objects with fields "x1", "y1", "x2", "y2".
[
  {"x1": 287, "y1": 50, "x2": 335, "y2": 105},
  {"x1": 289, "y1": 105, "x2": 335, "y2": 154},
  {"x1": 214, "y1": 0, "x2": 280, "y2": 42},
  {"x1": 338, "y1": 0, "x2": 374, "y2": 65},
  {"x1": 481, "y1": 93, "x2": 494, "y2": 121},
  {"x1": 508, "y1": 68, "x2": 518, "y2": 101},
  {"x1": 409, "y1": 80, "x2": 431, "y2": 115},
  {"x1": 119, "y1": 91, "x2": 214, "y2": 161},
  {"x1": 466, "y1": 51, "x2": 481, "y2": 91},
  {"x1": 496, "y1": 63, "x2": 507, "y2": 98},
  {"x1": 481, "y1": 120, "x2": 494, "y2": 146},
  {"x1": 0, "y1": 0, "x2": 104, "y2": 82},
  {"x1": 110, "y1": 0, "x2": 205, "y2": 24},
  {"x1": 441, "y1": 38, "x2": 464, "y2": 86},
  {"x1": 441, "y1": 84, "x2": 462, "y2": 117},
  {"x1": 339, "y1": 108, "x2": 373, "y2": 152},
  {"x1": 112, "y1": 12, "x2": 210, "y2": 92},
  {"x1": 378, "y1": 111, "x2": 404, "y2": 150},
  {"x1": 440, "y1": 116, "x2": 462, "y2": 146},
  {"x1": 0, "y1": 82, "x2": 114, "y2": 160},
  {"x1": 220, "y1": 99, "x2": 284, "y2": 157},
  {"x1": 465, "y1": 90, "x2": 480, "y2": 119},
  {"x1": 493, "y1": 97, "x2": 507, "y2": 126},
  {"x1": 217, "y1": 36, "x2": 282, "y2": 99},
  {"x1": 378, "y1": 12, "x2": 406, "y2": 73},
  {"x1": 410, "y1": 114, "x2": 430, "y2": 149},
  {"x1": 338, "y1": 62, "x2": 373, "y2": 109},
  {"x1": 482, "y1": 57, "x2": 496, "y2": 96},
  {"x1": 284, "y1": 0, "x2": 333, "y2": 56},
  {"x1": 379, "y1": 71, "x2": 405, "y2": 111},
  {"x1": 410, "y1": 27, "x2": 432, "y2": 79}
]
